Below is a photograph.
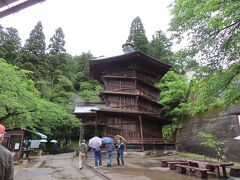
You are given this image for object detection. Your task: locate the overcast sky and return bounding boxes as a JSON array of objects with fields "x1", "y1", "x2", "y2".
[{"x1": 0, "y1": 0, "x2": 174, "y2": 57}]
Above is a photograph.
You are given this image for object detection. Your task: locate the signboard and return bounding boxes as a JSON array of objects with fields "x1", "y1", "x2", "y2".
[
  {"x1": 14, "y1": 143, "x2": 20, "y2": 150},
  {"x1": 30, "y1": 140, "x2": 41, "y2": 149}
]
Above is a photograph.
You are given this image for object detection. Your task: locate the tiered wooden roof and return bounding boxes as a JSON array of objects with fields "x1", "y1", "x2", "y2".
[{"x1": 90, "y1": 51, "x2": 172, "y2": 81}]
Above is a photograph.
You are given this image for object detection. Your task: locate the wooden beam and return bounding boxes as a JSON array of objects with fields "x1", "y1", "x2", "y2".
[{"x1": 79, "y1": 124, "x2": 84, "y2": 144}]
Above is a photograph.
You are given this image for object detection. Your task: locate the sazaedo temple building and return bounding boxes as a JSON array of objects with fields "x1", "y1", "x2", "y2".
[{"x1": 74, "y1": 50, "x2": 173, "y2": 151}]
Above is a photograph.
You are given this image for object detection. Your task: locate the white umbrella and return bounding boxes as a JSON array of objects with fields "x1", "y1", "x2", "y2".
[
  {"x1": 50, "y1": 140, "x2": 57, "y2": 143},
  {"x1": 88, "y1": 136, "x2": 102, "y2": 149},
  {"x1": 234, "y1": 135, "x2": 240, "y2": 140},
  {"x1": 40, "y1": 139, "x2": 47, "y2": 143}
]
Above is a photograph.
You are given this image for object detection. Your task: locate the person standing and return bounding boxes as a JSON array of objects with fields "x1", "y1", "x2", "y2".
[
  {"x1": 93, "y1": 146, "x2": 102, "y2": 168},
  {"x1": 117, "y1": 139, "x2": 125, "y2": 166},
  {"x1": 0, "y1": 124, "x2": 14, "y2": 180},
  {"x1": 106, "y1": 142, "x2": 114, "y2": 167},
  {"x1": 78, "y1": 139, "x2": 87, "y2": 170},
  {"x1": 38, "y1": 142, "x2": 45, "y2": 158},
  {"x1": 51, "y1": 142, "x2": 58, "y2": 155}
]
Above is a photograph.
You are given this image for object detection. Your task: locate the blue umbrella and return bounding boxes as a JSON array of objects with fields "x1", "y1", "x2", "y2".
[{"x1": 102, "y1": 137, "x2": 113, "y2": 143}]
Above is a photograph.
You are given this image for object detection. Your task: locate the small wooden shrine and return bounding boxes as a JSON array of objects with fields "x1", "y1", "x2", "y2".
[
  {"x1": 74, "y1": 50, "x2": 172, "y2": 151},
  {"x1": 3, "y1": 128, "x2": 47, "y2": 160}
]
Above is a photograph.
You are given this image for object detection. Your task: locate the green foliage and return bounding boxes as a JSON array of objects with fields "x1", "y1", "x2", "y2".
[
  {"x1": 0, "y1": 22, "x2": 101, "y2": 141},
  {"x1": 169, "y1": 0, "x2": 240, "y2": 118},
  {"x1": 196, "y1": 131, "x2": 226, "y2": 160},
  {"x1": 37, "y1": 75, "x2": 74, "y2": 104},
  {"x1": 33, "y1": 99, "x2": 79, "y2": 138},
  {"x1": 173, "y1": 49, "x2": 199, "y2": 74},
  {"x1": 190, "y1": 62, "x2": 240, "y2": 115},
  {"x1": 0, "y1": 59, "x2": 39, "y2": 122},
  {"x1": 0, "y1": 59, "x2": 79, "y2": 138},
  {"x1": 148, "y1": 30, "x2": 173, "y2": 63},
  {"x1": 79, "y1": 81, "x2": 102, "y2": 102},
  {"x1": 162, "y1": 124, "x2": 178, "y2": 140},
  {"x1": 0, "y1": 27, "x2": 21, "y2": 64},
  {"x1": 156, "y1": 71, "x2": 188, "y2": 119},
  {"x1": 73, "y1": 52, "x2": 93, "y2": 91},
  {"x1": 170, "y1": 0, "x2": 240, "y2": 71}
]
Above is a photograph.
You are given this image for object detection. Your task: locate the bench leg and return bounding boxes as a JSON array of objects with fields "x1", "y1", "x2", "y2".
[
  {"x1": 206, "y1": 164, "x2": 215, "y2": 172},
  {"x1": 161, "y1": 162, "x2": 168, "y2": 167},
  {"x1": 215, "y1": 167, "x2": 220, "y2": 178},
  {"x1": 176, "y1": 167, "x2": 187, "y2": 174},
  {"x1": 169, "y1": 164, "x2": 176, "y2": 170},
  {"x1": 196, "y1": 170, "x2": 208, "y2": 179},
  {"x1": 222, "y1": 167, "x2": 227, "y2": 178}
]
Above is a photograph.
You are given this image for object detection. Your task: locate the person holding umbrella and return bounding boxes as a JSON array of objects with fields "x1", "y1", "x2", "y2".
[
  {"x1": 117, "y1": 138, "x2": 125, "y2": 166},
  {"x1": 93, "y1": 145, "x2": 102, "y2": 168},
  {"x1": 89, "y1": 136, "x2": 102, "y2": 168},
  {"x1": 102, "y1": 137, "x2": 114, "y2": 167},
  {"x1": 50, "y1": 140, "x2": 58, "y2": 155}
]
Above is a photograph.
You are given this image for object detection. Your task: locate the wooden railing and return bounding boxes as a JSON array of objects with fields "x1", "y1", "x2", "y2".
[
  {"x1": 126, "y1": 138, "x2": 174, "y2": 145},
  {"x1": 137, "y1": 73, "x2": 156, "y2": 86}
]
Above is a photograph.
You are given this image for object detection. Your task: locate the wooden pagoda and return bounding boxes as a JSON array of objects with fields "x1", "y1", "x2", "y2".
[{"x1": 74, "y1": 50, "x2": 172, "y2": 151}]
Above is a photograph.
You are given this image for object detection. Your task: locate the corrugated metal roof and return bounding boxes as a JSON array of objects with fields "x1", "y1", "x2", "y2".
[{"x1": 74, "y1": 105, "x2": 100, "y2": 113}]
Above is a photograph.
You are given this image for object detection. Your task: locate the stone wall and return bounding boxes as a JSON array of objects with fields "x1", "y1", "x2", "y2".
[{"x1": 178, "y1": 104, "x2": 240, "y2": 161}]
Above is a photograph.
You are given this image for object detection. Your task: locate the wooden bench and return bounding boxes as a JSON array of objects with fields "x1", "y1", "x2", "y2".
[
  {"x1": 205, "y1": 162, "x2": 234, "y2": 178},
  {"x1": 176, "y1": 164, "x2": 210, "y2": 179},
  {"x1": 161, "y1": 160, "x2": 186, "y2": 167},
  {"x1": 168, "y1": 161, "x2": 188, "y2": 170},
  {"x1": 229, "y1": 166, "x2": 240, "y2": 177}
]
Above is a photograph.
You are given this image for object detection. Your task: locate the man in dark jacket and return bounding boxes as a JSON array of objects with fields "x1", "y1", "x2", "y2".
[
  {"x1": 0, "y1": 124, "x2": 14, "y2": 180},
  {"x1": 106, "y1": 142, "x2": 114, "y2": 167}
]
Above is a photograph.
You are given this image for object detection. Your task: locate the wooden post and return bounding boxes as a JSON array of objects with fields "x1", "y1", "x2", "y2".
[
  {"x1": 79, "y1": 124, "x2": 84, "y2": 144},
  {"x1": 95, "y1": 113, "x2": 98, "y2": 136},
  {"x1": 139, "y1": 115, "x2": 144, "y2": 152}
]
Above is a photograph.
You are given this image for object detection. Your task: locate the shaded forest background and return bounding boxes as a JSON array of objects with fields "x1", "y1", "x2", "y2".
[{"x1": 0, "y1": 0, "x2": 239, "y2": 141}]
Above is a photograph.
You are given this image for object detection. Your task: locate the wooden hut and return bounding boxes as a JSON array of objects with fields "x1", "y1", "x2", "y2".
[
  {"x1": 3, "y1": 128, "x2": 47, "y2": 160},
  {"x1": 74, "y1": 51, "x2": 173, "y2": 151}
]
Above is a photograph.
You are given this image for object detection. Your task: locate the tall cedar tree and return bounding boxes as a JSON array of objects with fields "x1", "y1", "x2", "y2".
[
  {"x1": 128, "y1": 16, "x2": 149, "y2": 53},
  {"x1": 48, "y1": 27, "x2": 67, "y2": 85},
  {"x1": 48, "y1": 27, "x2": 66, "y2": 55},
  {"x1": 0, "y1": 26, "x2": 21, "y2": 64},
  {"x1": 38, "y1": 27, "x2": 75, "y2": 105},
  {"x1": 148, "y1": 30, "x2": 173, "y2": 63},
  {"x1": 19, "y1": 21, "x2": 48, "y2": 80}
]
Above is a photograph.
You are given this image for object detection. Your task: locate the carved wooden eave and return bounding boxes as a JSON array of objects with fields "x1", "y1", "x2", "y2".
[{"x1": 74, "y1": 103, "x2": 171, "y2": 124}]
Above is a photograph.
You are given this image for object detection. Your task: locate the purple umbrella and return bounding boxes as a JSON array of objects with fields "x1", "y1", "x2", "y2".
[{"x1": 89, "y1": 136, "x2": 102, "y2": 149}]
